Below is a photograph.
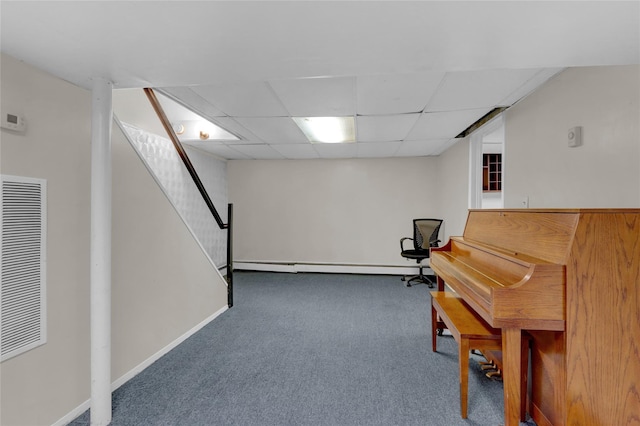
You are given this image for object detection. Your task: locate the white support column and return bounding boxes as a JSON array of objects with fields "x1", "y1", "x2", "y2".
[{"x1": 90, "y1": 78, "x2": 113, "y2": 426}]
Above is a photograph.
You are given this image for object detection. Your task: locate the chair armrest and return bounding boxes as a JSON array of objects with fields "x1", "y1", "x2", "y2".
[{"x1": 400, "y1": 237, "x2": 413, "y2": 251}]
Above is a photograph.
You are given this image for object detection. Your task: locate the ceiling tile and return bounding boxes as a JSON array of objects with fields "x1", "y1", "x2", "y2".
[
  {"x1": 191, "y1": 82, "x2": 289, "y2": 117},
  {"x1": 313, "y1": 143, "x2": 358, "y2": 159},
  {"x1": 156, "y1": 91, "x2": 210, "y2": 121},
  {"x1": 425, "y1": 68, "x2": 542, "y2": 111},
  {"x1": 234, "y1": 117, "x2": 307, "y2": 144},
  {"x1": 230, "y1": 144, "x2": 285, "y2": 160},
  {"x1": 498, "y1": 68, "x2": 564, "y2": 106},
  {"x1": 356, "y1": 72, "x2": 445, "y2": 114},
  {"x1": 394, "y1": 139, "x2": 452, "y2": 157},
  {"x1": 356, "y1": 114, "x2": 420, "y2": 142},
  {"x1": 212, "y1": 117, "x2": 262, "y2": 142},
  {"x1": 269, "y1": 76, "x2": 356, "y2": 116},
  {"x1": 357, "y1": 142, "x2": 402, "y2": 158},
  {"x1": 159, "y1": 87, "x2": 226, "y2": 117},
  {"x1": 182, "y1": 142, "x2": 250, "y2": 160},
  {"x1": 406, "y1": 108, "x2": 491, "y2": 140},
  {"x1": 271, "y1": 144, "x2": 320, "y2": 159},
  {"x1": 430, "y1": 139, "x2": 461, "y2": 156}
]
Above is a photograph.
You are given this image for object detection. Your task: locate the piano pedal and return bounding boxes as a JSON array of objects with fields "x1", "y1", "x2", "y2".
[
  {"x1": 485, "y1": 370, "x2": 502, "y2": 381},
  {"x1": 481, "y1": 363, "x2": 497, "y2": 371}
]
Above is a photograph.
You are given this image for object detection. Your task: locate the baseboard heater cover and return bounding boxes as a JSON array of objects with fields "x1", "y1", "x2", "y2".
[{"x1": 233, "y1": 261, "x2": 433, "y2": 276}]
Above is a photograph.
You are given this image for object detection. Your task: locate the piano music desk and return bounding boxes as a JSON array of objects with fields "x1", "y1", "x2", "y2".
[{"x1": 430, "y1": 291, "x2": 528, "y2": 420}]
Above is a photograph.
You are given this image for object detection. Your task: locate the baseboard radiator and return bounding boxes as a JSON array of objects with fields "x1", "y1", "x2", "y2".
[{"x1": 234, "y1": 261, "x2": 433, "y2": 276}]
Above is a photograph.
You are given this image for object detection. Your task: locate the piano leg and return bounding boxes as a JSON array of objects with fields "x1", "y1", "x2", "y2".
[
  {"x1": 431, "y1": 300, "x2": 438, "y2": 352},
  {"x1": 459, "y1": 337, "x2": 470, "y2": 419},
  {"x1": 502, "y1": 327, "x2": 522, "y2": 426},
  {"x1": 520, "y1": 335, "x2": 529, "y2": 421}
]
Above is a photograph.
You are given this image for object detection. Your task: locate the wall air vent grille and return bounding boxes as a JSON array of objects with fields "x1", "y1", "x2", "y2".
[{"x1": 1, "y1": 175, "x2": 47, "y2": 362}]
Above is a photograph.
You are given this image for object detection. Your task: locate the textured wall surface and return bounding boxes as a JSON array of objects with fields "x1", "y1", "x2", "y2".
[{"x1": 120, "y1": 122, "x2": 228, "y2": 267}]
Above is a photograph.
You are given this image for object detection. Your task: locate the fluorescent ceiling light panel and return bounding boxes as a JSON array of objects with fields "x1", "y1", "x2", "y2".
[{"x1": 292, "y1": 116, "x2": 355, "y2": 143}]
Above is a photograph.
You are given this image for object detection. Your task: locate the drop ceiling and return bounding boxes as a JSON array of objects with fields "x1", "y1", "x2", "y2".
[{"x1": 1, "y1": 1, "x2": 638, "y2": 160}]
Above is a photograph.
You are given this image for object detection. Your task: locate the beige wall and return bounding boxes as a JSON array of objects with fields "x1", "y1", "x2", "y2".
[
  {"x1": 1, "y1": 54, "x2": 92, "y2": 426},
  {"x1": 1, "y1": 54, "x2": 227, "y2": 425},
  {"x1": 111, "y1": 127, "x2": 228, "y2": 383},
  {"x1": 228, "y1": 157, "x2": 440, "y2": 267},
  {"x1": 436, "y1": 136, "x2": 471, "y2": 240},
  {"x1": 504, "y1": 65, "x2": 640, "y2": 208}
]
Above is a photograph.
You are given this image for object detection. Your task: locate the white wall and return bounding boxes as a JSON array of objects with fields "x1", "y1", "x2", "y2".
[
  {"x1": 504, "y1": 65, "x2": 640, "y2": 208},
  {"x1": 185, "y1": 145, "x2": 229, "y2": 266},
  {"x1": 0, "y1": 53, "x2": 228, "y2": 425},
  {"x1": 228, "y1": 157, "x2": 440, "y2": 269},
  {"x1": 436, "y1": 137, "x2": 471, "y2": 241}
]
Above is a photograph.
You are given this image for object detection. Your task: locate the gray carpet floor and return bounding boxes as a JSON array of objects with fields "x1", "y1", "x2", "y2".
[{"x1": 70, "y1": 271, "x2": 535, "y2": 425}]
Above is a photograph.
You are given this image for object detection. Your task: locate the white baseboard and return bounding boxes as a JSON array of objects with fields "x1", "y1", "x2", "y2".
[
  {"x1": 233, "y1": 261, "x2": 433, "y2": 277},
  {"x1": 51, "y1": 399, "x2": 91, "y2": 426},
  {"x1": 51, "y1": 305, "x2": 228, "y2": 426},
  {"x1": 110, "y1": 305, "x2": 228, "y2": 390}
]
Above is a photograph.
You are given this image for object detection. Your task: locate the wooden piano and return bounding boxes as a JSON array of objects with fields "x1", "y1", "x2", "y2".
[{"x1": 430, "y1": 209, "x2": 639, "y2": 426}]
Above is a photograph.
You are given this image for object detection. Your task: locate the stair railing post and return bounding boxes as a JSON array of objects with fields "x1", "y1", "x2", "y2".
[{"x1": 227, "y1": 203, "x2": 233, "y2": 308}]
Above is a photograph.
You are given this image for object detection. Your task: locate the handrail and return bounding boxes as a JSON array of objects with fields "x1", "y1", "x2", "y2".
[
  {"x1": 144, "y1": 88, "x2": 233, "y2": 307},
  {"x1": 144, "y1": 88, "x2": 227, "y2": 229}
]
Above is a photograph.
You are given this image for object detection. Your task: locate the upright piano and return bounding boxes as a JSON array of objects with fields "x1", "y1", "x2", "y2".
[{"x1": 429, "y1": 209, "x2": 639, "y2": 426}]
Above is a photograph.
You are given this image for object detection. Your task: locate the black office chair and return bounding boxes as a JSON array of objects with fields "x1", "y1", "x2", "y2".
[{"x1": 400, "y1": 218, "x2": 443, "y2": 288}]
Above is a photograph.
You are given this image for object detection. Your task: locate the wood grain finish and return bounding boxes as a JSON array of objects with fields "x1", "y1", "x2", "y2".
[
  {"x1": 463, "y1": 210, "x2": 579, "y2": 264},
  {"x1": 430, "y1": 292, "x2": 503, "y2": 419},
  {"x1": 564, "y1": 212, "x2": 640, "y2": 426},
  {"x1": 430, "y1": 209, "x2": 640, "y2": 426}
]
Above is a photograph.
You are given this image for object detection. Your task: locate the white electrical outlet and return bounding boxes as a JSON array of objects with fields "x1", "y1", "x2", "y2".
[{"x1": 521, "y1": 196, "x2": 529, "y2": 208}]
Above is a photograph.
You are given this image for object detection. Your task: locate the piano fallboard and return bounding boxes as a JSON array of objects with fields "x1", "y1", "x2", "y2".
[{"x1": 430, "y1": 236, "x2": 565, "y2": 330}]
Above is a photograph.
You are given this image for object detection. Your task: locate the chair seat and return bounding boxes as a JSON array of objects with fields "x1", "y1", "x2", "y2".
[{"x1": 401, "y1": 249, "x2": 430, "y2": 260}]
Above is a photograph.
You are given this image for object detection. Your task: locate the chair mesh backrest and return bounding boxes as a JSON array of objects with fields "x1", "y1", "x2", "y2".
[{"x1": 414, "y1": 219, "x2": 443, "y2": 250}]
